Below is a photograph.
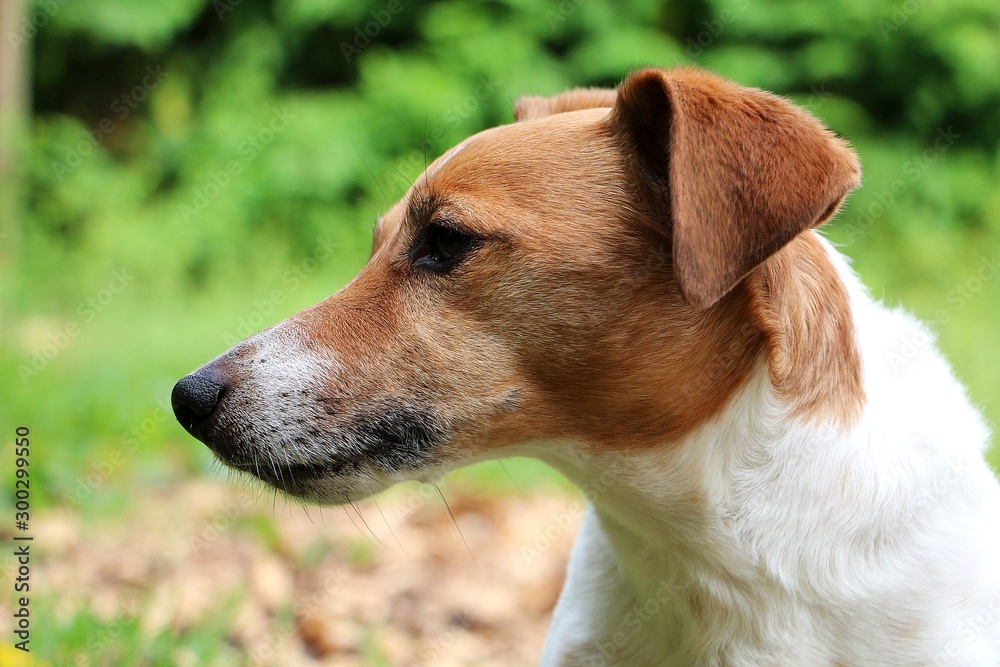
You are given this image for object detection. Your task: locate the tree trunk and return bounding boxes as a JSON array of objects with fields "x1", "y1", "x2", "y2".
[{"x1": 0, "y1": 0, "x2": 29, "y2": 242}]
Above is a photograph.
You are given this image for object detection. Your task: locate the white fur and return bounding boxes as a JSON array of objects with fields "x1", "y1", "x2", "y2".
[
  {"x1": 221, "y1": 322, "x2": 339, "y2": 467},
  {"x1": 532, "y1": 235, "x2": 1000, "y2": 666}
]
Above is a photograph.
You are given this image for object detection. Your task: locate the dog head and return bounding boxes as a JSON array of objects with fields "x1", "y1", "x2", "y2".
[{"x1": 172, "y1": 68, "x2": 860, "y2": 503}]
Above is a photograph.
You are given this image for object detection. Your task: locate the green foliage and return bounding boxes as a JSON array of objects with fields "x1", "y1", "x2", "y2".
[
  {"x1": 1, "y1": 3, "x2": 997, "y2": 664},
  {"x1": 32, "y1": 593, "x2": 243, "y2": 665},
  {"x1": 2, "y1": 0, "x2": 999, "y2": 518}
]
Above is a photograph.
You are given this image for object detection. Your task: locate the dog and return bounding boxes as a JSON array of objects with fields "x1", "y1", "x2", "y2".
[{"x1": 172, "y1": 67, "x2": 1000, "y2": 665}]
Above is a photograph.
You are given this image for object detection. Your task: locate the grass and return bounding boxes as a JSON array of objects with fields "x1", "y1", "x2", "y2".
[
  {"x1": 30, "y1": 594, "x2": 245, "y2": 666},
  {"x1": 0, "y1": 217, "x2": 997, "y2": 523},
  {"x1": 1, "y1": 198, "x2": 998, "y2": 664}
]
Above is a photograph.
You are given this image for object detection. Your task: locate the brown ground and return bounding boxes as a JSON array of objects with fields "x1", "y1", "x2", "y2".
[{"x1": 4, "y1": 478, "x2": 582, "y2": 666}]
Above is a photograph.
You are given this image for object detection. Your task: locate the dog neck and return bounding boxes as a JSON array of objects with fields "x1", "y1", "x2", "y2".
[
  {"x1": 534, "y1": 366, "x2": 838, "y2": 663},
  {"x1": 530, "y1": 235, "x2": 869, "y2": 662}
]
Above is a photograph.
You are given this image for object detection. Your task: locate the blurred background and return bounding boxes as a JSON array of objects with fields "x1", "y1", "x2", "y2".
[{"x1": 0, "y1": 0, "x2": 998, "y2": 664}]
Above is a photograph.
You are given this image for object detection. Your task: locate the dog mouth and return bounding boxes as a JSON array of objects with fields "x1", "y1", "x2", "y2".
[
  {"x1": 219, "y1": 444, "x2": 442, "y2": 503},
  {"x1": 172, "y1": 346, "x2": 455, "y2": 502},
  {"x1": 226, "y1": 459, "x2": 329, "y2": 496},
  {"x1": 188, "y1": 400, "x2": 451, "y2": 500}
]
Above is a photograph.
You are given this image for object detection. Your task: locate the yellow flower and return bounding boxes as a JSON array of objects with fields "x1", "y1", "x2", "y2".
[{"x1": 0, "y1": 645, "x2": 49, "y2": 667}]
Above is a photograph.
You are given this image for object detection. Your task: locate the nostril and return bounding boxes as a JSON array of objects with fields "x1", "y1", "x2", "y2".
[
  {"x1": 171, "y1": 373, "x2": 225, "y2": 432},
  {"x1": 172, "y1": 402, "x2": 203, "y2": 435}
]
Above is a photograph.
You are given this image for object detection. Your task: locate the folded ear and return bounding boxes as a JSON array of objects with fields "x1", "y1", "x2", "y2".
[
  {"x1": 610, "y1": 68, "x2": 861, "y2": 310},
  {"x1": 514, "y1": 87, "x2": 617, "y2": 121}
]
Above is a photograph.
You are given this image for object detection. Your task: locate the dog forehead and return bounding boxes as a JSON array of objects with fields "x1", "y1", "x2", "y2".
[
  {"x1": 436, "y1": 107, "x2": 607, "y2": 163},
  {"x1": 370, "y1": 128, "x2": 507, "y2": 246},
  {"x1": 419, "y1": 108, "x2": 620, "y2": 205},
  {"x1": 418, "y1": 126, "x2": 499, "y2": 183},
  {"x1": 372, "y1": 107, "x2": 619, "y2": 248}
]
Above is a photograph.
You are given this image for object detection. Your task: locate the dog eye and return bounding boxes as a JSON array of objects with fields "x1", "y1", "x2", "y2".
[{"x1": 412, "y1": 224, "x2": 476, "y2": 270}]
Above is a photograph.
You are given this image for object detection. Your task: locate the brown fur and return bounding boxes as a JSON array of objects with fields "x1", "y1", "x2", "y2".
[
  {"x1": 747, "y1": 233, "x2": 865, "y2": 423},
  {"x1": 513, "y1": 87, "x2": 618, "y2": 121},
  {"x1": 280, "y1": 68, "x2": 864, "y2": 464},
  {"x1": 507, "y1": 69, "x2": 865, "y2": 431},
  {"x1": 610, "y1": 68, "x2": 861, "y2": 310},
  {"x1": 275, "y1": 68, "x2": 864, "y2": 466}
]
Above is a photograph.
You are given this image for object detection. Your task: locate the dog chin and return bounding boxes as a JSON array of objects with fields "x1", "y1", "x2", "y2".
[
  {"x1": 187, "y1": 397, "x2": 452, "y2": 500},
  {"x1": 222, "y1": 455, "x2": 398, "y2": 504},
  {"x1": 206, "y1": 427, "x2": 455, "y2": 504}
]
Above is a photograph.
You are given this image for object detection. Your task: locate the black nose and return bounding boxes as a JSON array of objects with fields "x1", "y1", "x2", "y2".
[{"x1": 171, "y1": 372, "x2": 225, "y2": 434}]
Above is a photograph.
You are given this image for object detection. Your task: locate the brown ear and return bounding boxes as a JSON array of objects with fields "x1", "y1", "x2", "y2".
[
  {"x1": 610, "y1": 68, "x2": 861, "y2": 310},
  {"x1": 514, "y1": 87, "x2": 618, "y2": 122}
]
